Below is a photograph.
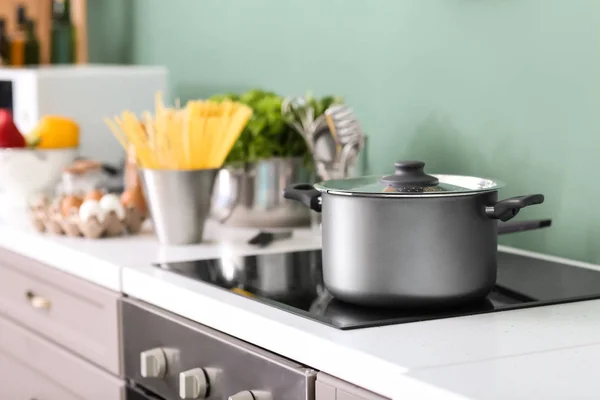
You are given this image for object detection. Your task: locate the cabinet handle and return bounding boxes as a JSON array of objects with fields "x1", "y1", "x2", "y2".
[{"x1": 25, "y1": 291, "x2": 52, "y2": 311}]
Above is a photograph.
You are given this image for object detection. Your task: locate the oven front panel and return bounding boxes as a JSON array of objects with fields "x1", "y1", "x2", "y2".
[
  {"x1": 121, "y1": 298, "x2": 316, "y2": 400},
  {"x1": 126, "y1": 385, "x2": 164, "y2": 400}
]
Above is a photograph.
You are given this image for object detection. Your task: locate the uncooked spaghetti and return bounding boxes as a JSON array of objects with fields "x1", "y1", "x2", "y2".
[{"x1": 105, "y1": 92, "x2": 252, "y2": 170}]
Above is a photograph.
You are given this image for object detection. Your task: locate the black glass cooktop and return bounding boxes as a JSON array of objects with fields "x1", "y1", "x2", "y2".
[{"x1": 155, "y1": 250, "x2": 600, "y2": 330}]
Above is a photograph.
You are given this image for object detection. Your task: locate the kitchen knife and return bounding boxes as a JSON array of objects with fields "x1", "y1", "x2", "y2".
[{"x1": 248, "y1": 231, "x2": 293, "y2": 247}]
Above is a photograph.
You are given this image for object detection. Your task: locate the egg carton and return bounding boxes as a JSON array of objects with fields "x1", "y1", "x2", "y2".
[{"x1": 29, "y1": 193, "x2": 147, "y2": 239}]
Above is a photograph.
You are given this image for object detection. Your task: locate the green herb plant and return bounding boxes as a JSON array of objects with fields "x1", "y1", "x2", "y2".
[{"x1": 210, "y1": 89, "x2": 341, "y2": 164}]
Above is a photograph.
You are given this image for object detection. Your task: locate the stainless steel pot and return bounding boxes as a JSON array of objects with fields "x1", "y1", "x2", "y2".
[
  {"x1": 211, "y1": 157, "x2": 312, "y2": 228},
  {"x1": 283, "y1": 160, "x2": 545, "y2": 308}
]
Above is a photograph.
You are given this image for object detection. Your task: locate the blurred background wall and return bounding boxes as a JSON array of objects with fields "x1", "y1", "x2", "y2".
[{"x1": 88, "y1": 0, "x2": 600, "y2": 262}]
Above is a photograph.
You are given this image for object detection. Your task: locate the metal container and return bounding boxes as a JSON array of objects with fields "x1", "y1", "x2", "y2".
[
  {"x1": 211, "y1": 157, "x2": 311, "y2": 228},
  {"x1": 284, "y1": 160, "x2": 544, "y2": 308},
  {"x1": 141, "y1": 168, "x2": 218, "y2": 245}
]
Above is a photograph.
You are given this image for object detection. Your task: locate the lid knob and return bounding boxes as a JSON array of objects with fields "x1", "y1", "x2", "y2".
[{"x1": 380, "y1": 160, "x2": 439, "y2": 188}]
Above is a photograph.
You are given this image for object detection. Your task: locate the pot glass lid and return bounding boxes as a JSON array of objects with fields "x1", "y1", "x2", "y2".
[{"x1": 315, "y1": 161, "x2": 505, "y2": 196}]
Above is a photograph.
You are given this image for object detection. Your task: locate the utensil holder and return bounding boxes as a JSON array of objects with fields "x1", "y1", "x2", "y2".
[{"x1": 141, "y1": 168, "x2": 219, "y2": 245}]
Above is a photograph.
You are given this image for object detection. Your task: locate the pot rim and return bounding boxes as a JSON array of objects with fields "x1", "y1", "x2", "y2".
[{"x1": 315, "y1": 173, "x2": 506, "y2": 198}]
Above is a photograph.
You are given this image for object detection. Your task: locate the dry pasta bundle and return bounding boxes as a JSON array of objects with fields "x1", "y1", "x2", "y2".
[{"x1": 105, "y1": 92, "x2": 252, "y2": 170}]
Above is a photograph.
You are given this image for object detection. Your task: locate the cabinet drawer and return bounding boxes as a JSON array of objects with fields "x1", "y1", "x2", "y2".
[
  {"x1": 0, "y1": 246, "x2": 121, "y2": 375},
  {"x1": 0, "y1": 352, "x2": 80, "y2": 400},
  {"x1": 0, "y1": 314, "x2": 124, "y2": 400}
]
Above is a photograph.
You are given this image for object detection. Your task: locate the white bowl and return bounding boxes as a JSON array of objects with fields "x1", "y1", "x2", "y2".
[{"x1": 0, "y1": 148, "x2": 78, "y2": 207}]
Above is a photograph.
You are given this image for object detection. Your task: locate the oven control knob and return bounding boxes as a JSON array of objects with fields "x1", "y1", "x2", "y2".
[
  {"x1": 179, "y1": 368, "x2": 209, "y2": 399},
  {"x1": 140, "y1": 348, "x2": 167, "y2": 379},
  {"x1": 228, "y1": 391, "x2": 272, "y2": 400}
]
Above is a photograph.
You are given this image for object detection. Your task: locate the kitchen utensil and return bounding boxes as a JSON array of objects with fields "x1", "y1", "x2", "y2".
[
  {"x1": 281, "y1": 96, "x2": 310, "y2": 133},
  {"x1": 325, "y1": 104, "x2": 364, "y2": 146},
  {"x1": 283, "y1": 160, "x2": 545, "y2": 307},
  {"x1": 210, "y1": 157, "x2": 311, "y2": 228},
  {"x1": 281, "y1": 96, "x2": 332, "y2": 180},
  {"x1": 312, "y1": 126, "x2": 338, "y2": 164},
  {"x1": 281, "y1": 96, "x2": 329, "y2": 145},
  {"x1": 326, "y1": 105, "x2": 366, "y2": 179},
  {"x1": 0, "y1": 147, "x2": 77, "y2": 210},
  {"x1": 140, "y1": 168, "x2": 218, "y2": 245},
  {"x1": 281, "y1": 97, "x2": 365, "y2": 183},
  {"x1": 281, "y1": 96, "x2": 367, "y2": 182},
  {"x1": 248, "y1": 231, "x2": 293, "y2": 247},
  {"x1": 498, "y1": 219, "x2": 551, "y2": 235},
  {"x1": 309, "y1": 104, "x2": 364, "y2": 181}
]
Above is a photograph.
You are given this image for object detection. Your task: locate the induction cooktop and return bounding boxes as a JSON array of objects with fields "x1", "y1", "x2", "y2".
[{"x1": 154, "y1": 250, "x2": 600, "y2": 330}]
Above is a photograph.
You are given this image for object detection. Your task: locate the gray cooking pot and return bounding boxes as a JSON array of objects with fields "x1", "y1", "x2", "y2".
[{"x1": 283, "y1": 160, "x2": 544, "y2": 308}]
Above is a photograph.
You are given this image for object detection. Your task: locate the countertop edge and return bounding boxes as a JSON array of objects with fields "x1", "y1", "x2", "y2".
[{"x1": 0, "y1": 225, "x2": 122, "y2": 291}]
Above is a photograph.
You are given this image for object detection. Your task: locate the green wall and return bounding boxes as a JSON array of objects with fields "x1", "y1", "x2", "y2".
[
  {"x1": 90, "y1": 0, "x2": 600, "y2": 262},
  {"x1": 87, "y1": 0, "x2": 133, "y2": 64}
]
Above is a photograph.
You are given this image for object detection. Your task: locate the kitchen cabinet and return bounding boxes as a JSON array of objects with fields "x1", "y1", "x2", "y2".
[
  {"x1": 316, "y1": 372, "x2": 390, "y2": 400},
  {"x1": 0, "y1": 247, "x2": 121, "y2": 374},
  {"x1": 0, "y1": 245, "x2": 123, "y2": 398},
  {"x1": 0, "y1": 351, "x2": 80, "y2": 400},
  {"x1": 0, "y1": 313, "x2": 124, "y2": 399}
]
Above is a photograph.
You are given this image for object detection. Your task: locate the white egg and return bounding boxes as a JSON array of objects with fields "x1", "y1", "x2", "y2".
[
  {"x1": 99, "y1": 194, "x2": 126, "y2": 220},
  {"x1": 79, "y1": 200, "x2": 107, "y2": 223}
]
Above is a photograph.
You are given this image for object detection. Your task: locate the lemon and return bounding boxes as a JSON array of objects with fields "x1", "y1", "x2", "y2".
[{"x1": 28, "y1": 116, "x2": 80, "y2": 149}]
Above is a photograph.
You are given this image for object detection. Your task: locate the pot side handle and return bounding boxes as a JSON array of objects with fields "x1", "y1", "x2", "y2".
[
  {"x1": 485, "y1": 194, "x2": 544, "y2": 222},
  {"x1": 283, "y1": 183, "x2": 322, "y2": 212}
]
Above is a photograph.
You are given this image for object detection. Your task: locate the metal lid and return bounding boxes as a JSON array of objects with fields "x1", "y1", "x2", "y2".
[{"x1": 314, "y1": 160, "x2": 505, "y2": 197}]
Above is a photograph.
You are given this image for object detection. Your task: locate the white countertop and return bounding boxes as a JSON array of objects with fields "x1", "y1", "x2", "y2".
[
  {"x1": 1, "y1": 219, "x2": 599, "y2": 399},
  {"x1": 0, "y1": 219, "x2": 321, "y2": 291}
]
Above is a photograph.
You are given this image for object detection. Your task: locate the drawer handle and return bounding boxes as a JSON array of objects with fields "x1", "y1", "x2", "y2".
[{"x1": 25, "y1": 291, "x2": 52, "y2": 311}]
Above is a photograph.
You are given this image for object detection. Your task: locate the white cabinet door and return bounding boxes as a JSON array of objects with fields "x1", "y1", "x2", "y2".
[
  {"x1": 0, "y1": 314, "x2": 124, "y2": 400},
  {"x1": 0, "y1": 352, "x2": 81, "y2": 400}
]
